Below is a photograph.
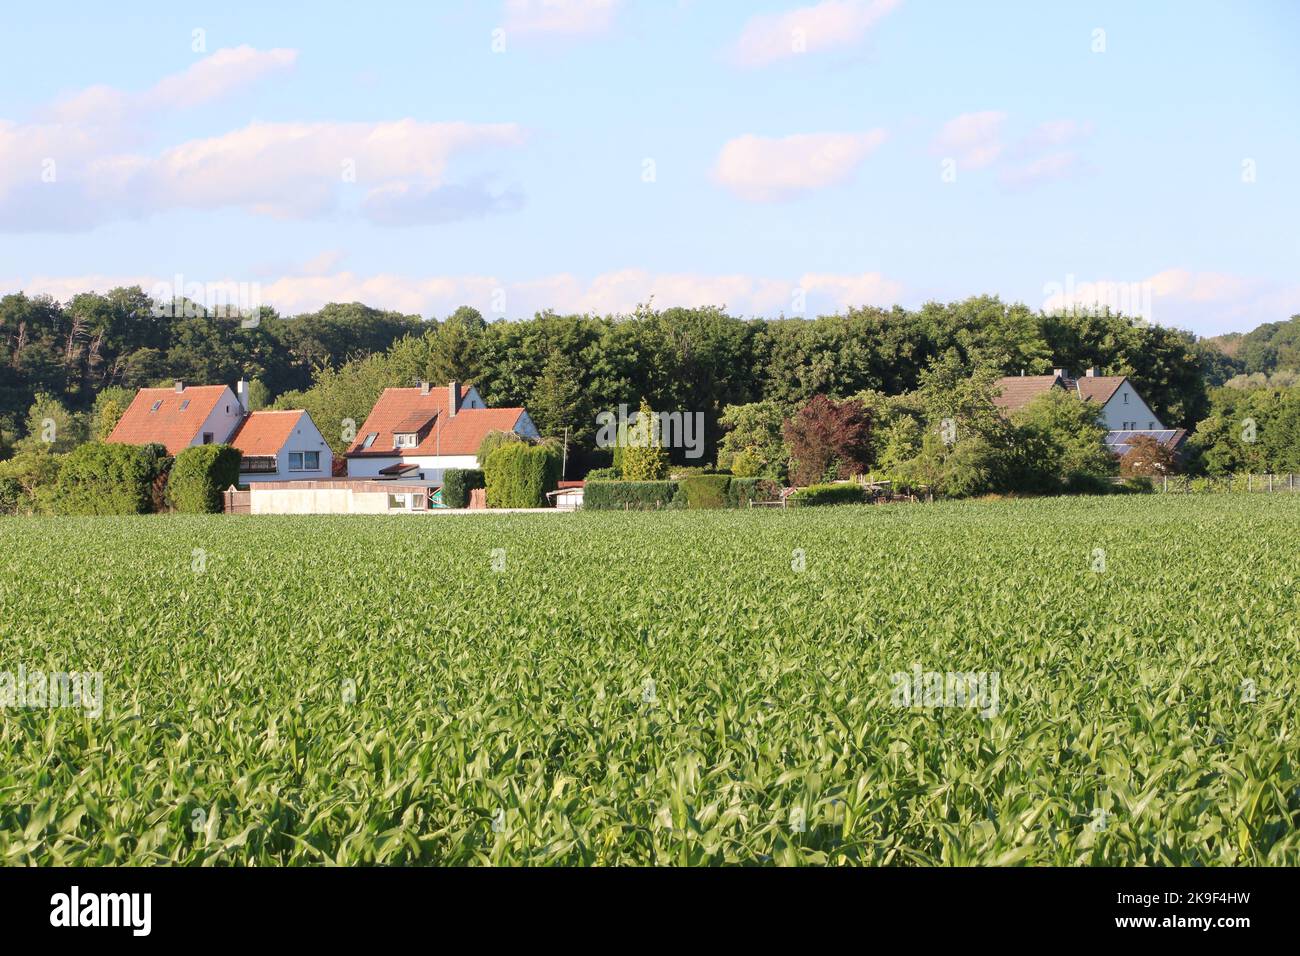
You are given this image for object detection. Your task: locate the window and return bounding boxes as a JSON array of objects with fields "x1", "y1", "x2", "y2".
[
  {"x1": 150, "y1": 400, "x2": 163, "y2": 412},
  {"x1": 361, "y1": 432, "x2": 378, "y2": 450},
  {"x1": 202, "y1": 432, "x2": 214, "y2": 444},
  {"x1": 1122, "y1": 392, "x2": 1129, "y2": 404},
  {"x1": 179, "y1": 399, "x2": 190, "y2": 411},
  {"x1": 287, "y1": 451, "x2": 320, "y2": 472},
  {"x1": 394, "y1": 433, "x2": 417, "y2": 449},
  {"x1": 240, "y1": 456, "x2": 277, "y2": 473},
  {"x1": 1148, "y1": 421, "x2": 1155, "y2": 429},
  {"x1": 387, "y1": 493, "x2": 408, "y2": 510}
]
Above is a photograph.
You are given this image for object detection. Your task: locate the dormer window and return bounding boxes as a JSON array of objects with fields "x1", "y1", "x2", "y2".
[
  {"x1": 150, "y1": 400, "x2": 163, "y2": 412},
  {"x1": 394, "y1": 433, "x2": 418, "y2": 449}
]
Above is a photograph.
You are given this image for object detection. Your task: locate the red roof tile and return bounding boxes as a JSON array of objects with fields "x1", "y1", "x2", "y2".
[
  {"x1": 107, "y1": 385, "x2": 230, "y2": 454},
  {"x1": 1074, "y1": 375, "x2": 1126, "y2": 404},
  {"x1": 228, "y1": 410, "x2": 303, "y2": 457},
  {"x1": 992, "y1": 375, "x2": 1063, "y2": 413},
  {"x1": 347, "y1": 386, "x2": 527, "y2": 458}
]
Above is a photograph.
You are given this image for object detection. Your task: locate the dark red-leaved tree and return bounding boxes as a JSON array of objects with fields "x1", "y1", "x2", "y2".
[{"x1": 782, "y1": 395, "x2": 873, "y2": 487}]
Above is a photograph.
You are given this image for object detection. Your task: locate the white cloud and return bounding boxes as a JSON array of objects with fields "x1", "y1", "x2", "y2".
[
  {"x1": 713, "y1": 130, "x2": 888, "y2": 201},
  {"x1": 0, "y1": 49, "x2": 528, "y2": 230},
  {"x1": 999, "y1": 151, "x2": 1081, "y2": 190},
  {"x1": 932, "y1": 111, "x2": 1006, "y2": 169},
  {"x1": 1040, "y1": 268, "x2": 1297, "y2": 333},
  {"x1": 730, "y1": 0, "x2": 900, "y2": 68},
  {"x1": 12, "y1": 267, "x2": 907, "y2": 318},
  {"x1": 48, "y1": 46, "x2": 297, "y2": 124},
  {"x1": 503, "y1": 0, "x2": 620, "y2": 36}
]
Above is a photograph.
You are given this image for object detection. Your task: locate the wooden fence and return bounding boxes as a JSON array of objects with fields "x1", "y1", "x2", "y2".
[{"x1": 222, "y1": 488, "x2": 250, "y2": 514}]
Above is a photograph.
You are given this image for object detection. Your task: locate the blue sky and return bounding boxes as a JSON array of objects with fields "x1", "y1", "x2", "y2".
[{"x1": 0, "y1": 0, "x2": 1296, "y2": 334}]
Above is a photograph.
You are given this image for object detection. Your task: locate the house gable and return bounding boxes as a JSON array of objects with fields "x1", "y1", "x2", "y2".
[{"x1": 107, "y1": 384, "x2": 240, "y2": 454}]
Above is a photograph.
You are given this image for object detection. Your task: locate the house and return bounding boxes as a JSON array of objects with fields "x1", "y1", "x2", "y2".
[
  {"x1": 107, "y1": 379, "x2": 333, "y2": 482},
  {"x1": 992, "y1": 367, "x2": 1187, "y2": 457},
  {"x1": 345, "y1": 380, "x2": 539, "y2": 482}
]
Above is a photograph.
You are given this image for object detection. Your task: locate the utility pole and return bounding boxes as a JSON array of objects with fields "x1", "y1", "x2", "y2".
[{"x1": 562, "y1": 426, "x2": 569, "y2": 480}]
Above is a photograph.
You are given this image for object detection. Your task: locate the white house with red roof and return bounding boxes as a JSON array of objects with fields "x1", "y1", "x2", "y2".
[
  {"x1": 345, "y1": 380, "x2": 538, "y2": 482},
  {"x1": 992, "y1": 367, "x2": 1186, "y2": 457},
  {"x1": 107, "y1": 379, "x2": 332, "y2": 482}
]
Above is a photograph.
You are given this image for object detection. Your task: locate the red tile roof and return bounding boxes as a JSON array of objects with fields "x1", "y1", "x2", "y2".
[
  {"x1": 227, "y1": 410, "x2": 303, "y2": 456},
  {"x1": 992, "y1": 375, "x2": 1063, "y2": 413},
  {"x1": 347, "y1": 386, "x2": 527, "y2": 458},
  {"x1": 1073, "y1": 375, "x2": 1127, "y2": 404},
  {"x1": 107, "y1": 385, "x2": 230, "y2": 454}
]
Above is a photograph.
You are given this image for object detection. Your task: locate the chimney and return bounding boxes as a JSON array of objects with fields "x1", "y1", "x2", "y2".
[
  {"x1": 420, "y1": 381, "x2": 430, "y2": 396},
  {"x1": 448, "y1": 381, "x2": 460, "y2": 418},
  {"x1": 1085, "y1": 366, "x2": 1099, "y2": 377},
  {"x1": 236, "y1": 378, "x2": 250, "y2": 412},
  {"x1": 1052, "y1": 368, "x2": 1066, "y2": 380},
  {"x1": 174, "y1": 380, "x2": 184, "y2": 393}
]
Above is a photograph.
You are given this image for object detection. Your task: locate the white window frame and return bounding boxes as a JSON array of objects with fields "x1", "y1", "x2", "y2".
[{"x1": 394, "y1": 433, "x2": 417, "y2": 449}]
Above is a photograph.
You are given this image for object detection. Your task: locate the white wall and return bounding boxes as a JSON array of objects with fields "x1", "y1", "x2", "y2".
[
  {"x1": 241, "y1": 412, "x2": 334, "y2": 483},
  {"x1": 346, "y1": 454, "x2": 479, "y2": 483},
  {"x1": 247, "y1": 486, "x2": 425, "y2": 514},
  {"x1": 1098, "y1": 382, "x2": 1163, "y2": 430},
  {"x1": 191, "y1": 387, "x2": 245, "y2": 448}
]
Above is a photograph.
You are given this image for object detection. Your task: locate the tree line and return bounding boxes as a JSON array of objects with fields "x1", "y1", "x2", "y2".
[{"x1": 4, "y1": 284, "x2": 1298, "y2": 481}]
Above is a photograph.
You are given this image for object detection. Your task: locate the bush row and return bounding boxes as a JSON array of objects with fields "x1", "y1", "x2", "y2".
[
  {"x1": 442, "y1": 468, "x2": 485, "y2": 508},
  {"x1": 790, "y1": 483, "x2": 868, "y2": 506},
  {"x1": 584, "y1": 480, "x2": 680, "y2": 510}
]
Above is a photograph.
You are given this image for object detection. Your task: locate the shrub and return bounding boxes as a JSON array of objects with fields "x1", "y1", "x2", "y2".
[
  {"x1": 0, "y1": 447, "x2": 63, "y2": 515},
  {"x1": 584, "y1": 466, "x2": 619, "y2": 481},
  {"x1": 477, "y1": 429, "x2": 521, "y2": 465},
  {"x1": 727, "y1": 477, "x2": 781, "y2": 508},
  {"x1": 167, "y1": 445, "x2": 241, "y2": 513},
  {"x1": 49, "y1": 442, "x2": 167, "y2": 515},
  {"x1": 790, "y1": 483, "x2": 867, "y2": 506},
  {"x1": 682, "y1": 474, "x2": 731, "y2": 509},
  {"x1": 483, "y1": 443, "x2": 561, "y2": 508},
  {"x1": 442, "y1": 468, "x2": 485, "y2": 508},
  {"x1": 583, "y1": 480, "x2": 679, "y2": 510}
]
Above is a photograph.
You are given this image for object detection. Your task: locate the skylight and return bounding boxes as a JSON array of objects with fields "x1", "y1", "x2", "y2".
[{"x1": 150, "y1": 400, "x2": 163, "y2": 412}]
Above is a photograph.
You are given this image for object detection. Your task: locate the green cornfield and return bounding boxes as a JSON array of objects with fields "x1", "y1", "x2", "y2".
[{"x1": 1, "y1": 495, "x2": 1297, "y2": 865}]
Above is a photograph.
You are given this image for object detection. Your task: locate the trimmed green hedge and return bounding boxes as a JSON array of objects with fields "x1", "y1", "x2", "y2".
[
  {"x1": 484, "y1": 443, "x2": 560, "y2": 508},
  {"x1": 49, "y1": 442, "x2": 169, "y2": 515},
  {"x1": 584, "y1": 480, "x2": 680, "y2": 510},
  {"x1": 167, "y1": 444, "x2": 241, "y2": 513},
  {"x1": 790, "y1": 483, "x2": 867, "y2": 506},
  {"x1": 442, "y1": 468, "x2": 485, "y2": 508},
  {"x1": 682, "y1": 474, "x2": 731, "y2": 509}
]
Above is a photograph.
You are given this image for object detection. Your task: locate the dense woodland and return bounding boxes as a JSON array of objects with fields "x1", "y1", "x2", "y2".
[{"x1": 3, "y1": 286, "x2": 1299, "y2": 485}]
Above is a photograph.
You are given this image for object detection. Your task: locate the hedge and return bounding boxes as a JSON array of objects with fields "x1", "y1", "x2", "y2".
[
  {"x1": 167, "y1": 444, "x2": 242, "y2": 513},
  {"x1": 790, "y1": 483, "x2": 867, "y2": 506},
  {"x1": 682, "y1": 474, "x2": 731, "y2": 509},
  {"x1": 726, "y1": 477, "x2": 781, "y2": 508},
  {"x1": 49, "y1": 442, "x2": 169, "y2": 515},
  {"x1": 442, "y1": 468, "x2": 485, "y2": 508},
  {"x1": 483, "y1": 443, "x2": 560, "y2": 508},
  {"x1": 583, "y1": 480, "x2": 680, "y2": 510}
]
